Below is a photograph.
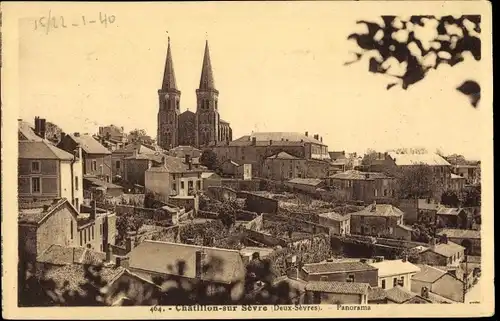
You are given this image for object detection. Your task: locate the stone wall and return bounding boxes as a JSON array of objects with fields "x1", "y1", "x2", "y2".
[
  {"x1": 240, "y1": 191, "x2": 278, "y2": 214},
  {"x1": 205, "y1": 186, "x2": 238, "y2": 202}
]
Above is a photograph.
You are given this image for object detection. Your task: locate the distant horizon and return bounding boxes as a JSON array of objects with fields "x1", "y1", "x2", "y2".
[{"x1": 18, "y1": 3, "x2": 484, "y2": 160}]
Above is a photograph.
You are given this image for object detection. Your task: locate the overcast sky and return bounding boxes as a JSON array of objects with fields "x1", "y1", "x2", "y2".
[{"x1": 15, "y1": 2, "x2": 486, "y2": 159}]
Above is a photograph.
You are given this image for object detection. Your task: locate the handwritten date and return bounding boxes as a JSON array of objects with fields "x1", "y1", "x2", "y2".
[{"x1": 34, "y1": 10, "x2": 116, "y2": 34}]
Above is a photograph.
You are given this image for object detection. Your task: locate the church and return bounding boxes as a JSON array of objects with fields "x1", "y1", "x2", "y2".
[{"x1": 157, "y1": 38, "x2": 233, "y2": 150}]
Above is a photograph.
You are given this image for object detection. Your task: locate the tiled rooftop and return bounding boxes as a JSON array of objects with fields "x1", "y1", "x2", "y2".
[
  {"x1": 305, "y1": 281, "x2": 370, "y2": 295},
  {"x1": 302, "y1": 261, "x2": 376, "y2": 274}
]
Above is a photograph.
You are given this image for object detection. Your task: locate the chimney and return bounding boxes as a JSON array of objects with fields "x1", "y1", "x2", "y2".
[
  {"x1": 195, "y1": 249, "x2": 207, "y2": 279},
  {"x1": 43, "y1": 204, "x2": 50, "y2": 212},
  {"x1": 421, "y1": 286, "x2": 429, "y2": 299},
  {"x1": 402, "y1": 255, "x2": 408, "y2": 262},
  {"x1": 90, "y1": 200, "x2": 97, "y2": 220},
  {"x1": 162, "y1": 156, "x2": 167, "y2": 167},
  {"x1": 185, "y1": 155, "x2": 192, "y2": 170},
  {"x1": 125, "y1": 231, "x2": 137, "y2": 253},
  {"x1": 74, "y1": 132, "x2": 80, "y2": 137},
  {"x1": 269, "y1": 140, "x2": 273, "y2": 145},
  {"x1": 374, "y1": 256, "x2": 384, "y2": 262},
  {"x1": 441, "y1": 234, "x2": 448, "y2": 244},
  {"x1": 251, "y1": 137, "x2": 257, "y2": 146},
  {"x1": 320, "y1": 137, "x2": 323, "y2": 142},
  {"x1": 305, "y1": 131, "x2": 308, "y2": 137},
  {"x1": 106, "y1": 243, "x2": 112, "y2": 262},
  {"x1": 34, "y1": 117, "x2": 47, "y2": 139},
  {"x1": 429, "y1": 237, "x2": 436, "y2": 249},
  {"x1": 371, "y1": 201, "x2": 377, "y2": 212},
  {"x1": 115, "y1": 256, "x2": 130, "y2": 268},
  {"x1": 360, "y1": 258, "x2": 367, "y2": 263}
]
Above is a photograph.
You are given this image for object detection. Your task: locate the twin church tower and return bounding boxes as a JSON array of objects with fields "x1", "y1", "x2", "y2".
[{"x1": 157, "y1": 38, "x2": 233, "y2": 150}]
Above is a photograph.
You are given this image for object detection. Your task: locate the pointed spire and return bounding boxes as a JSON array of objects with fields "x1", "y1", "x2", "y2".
[
  {"x1": 199, "y1": 40, "x2": 216, "y2": 90},
  {"x1": 162, "y1": 36, "x2": 178, "y2": 90}
]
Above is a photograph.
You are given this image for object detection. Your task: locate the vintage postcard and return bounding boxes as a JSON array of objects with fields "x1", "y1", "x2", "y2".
[{"x1": 1, "y1": 0, "x2": 494, "y2": 319}]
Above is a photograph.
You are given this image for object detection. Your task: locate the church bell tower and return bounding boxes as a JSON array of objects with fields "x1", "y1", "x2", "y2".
[{"x1": 157, "y1": 37, "x2": 181, "y2": 150}]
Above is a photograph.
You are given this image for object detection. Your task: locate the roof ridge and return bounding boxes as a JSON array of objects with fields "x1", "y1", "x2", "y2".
[{"x1": 141, "y1": 240, "x2": 241, "y2": 254}]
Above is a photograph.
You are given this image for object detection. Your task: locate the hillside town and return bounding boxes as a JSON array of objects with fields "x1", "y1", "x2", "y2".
[{"x1": 18, "y1": 38, "x2": 482, "y2": 307}]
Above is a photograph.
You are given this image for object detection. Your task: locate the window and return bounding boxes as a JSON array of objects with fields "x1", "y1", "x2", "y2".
[
  {"x1": 381, "y1": 279, "x2": 386, "y2": 289},
  {"x1": 383, "y1": 189, "x2": 388, "y2": 197},
  {"x1": 92, "y1": 225, "x2": 94, "y2": 240},
  {"x1": 180, "y1": 181, "x2": 185, "y2": 189},
  {"x1": 398, "y1": 276, "x2": 405, "y2": 287},
  {"x1": 374, "y1": 189, "x2": 378, "y2": 196},
  {"x1": 196, "y1": 180, "x2": 201, "y2": 190},
  {"x1": 172, "y1": 183, "x2": 177, "y2": 191},
  {"x1": 91, "y1": 160, "x2": 97, "y2": 171},
  {"x1": 188, "y1": 181, "x2": 193, "y2": 189},
  {"x1": 80, "y1": 231, "x2": 83, "y2": 246},
  {"x1": 75, "y1": 198, "x2": 79, "y2": 211},
  {"x1": 100, "y1": 223, "x2": 103, "y2": 236},
  {"x1": 31, "y1": 177, "x2": 41, "y2": 193},
  {"x1": 393, "y1": 278, "x2": 397, "y2": 287},
  {"x1": 31, "y1": 161, "x2": 41, "y2": 173},
  {"x1": 84, "y1": 229, "x2": 87, "y2": 244},
  {"x1": 70, "y1": 221, "x2": 74, "y2": 239},
  {"x1": 75, "y1": 176, "x2": 79, "y2": 190},
  {"x1": 346, "y1": 274, "x2": 355, "y2": 282},
  {"x1": 116, "y1": 160, "x2": 121, "y2": 169}
]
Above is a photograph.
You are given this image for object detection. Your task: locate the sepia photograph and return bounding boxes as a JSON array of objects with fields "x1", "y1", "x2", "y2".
[{"x1": 1, "y1": 0, "x2": 494, "y2": 319}]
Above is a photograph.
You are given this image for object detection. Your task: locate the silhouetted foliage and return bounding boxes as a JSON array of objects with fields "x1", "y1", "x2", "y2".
[
  {"x1": 346, "y1": 15, "x2": 481, "y2": 107},
  {"x1": 18, "y1": 253, "x2": 298, "y2": 307}
]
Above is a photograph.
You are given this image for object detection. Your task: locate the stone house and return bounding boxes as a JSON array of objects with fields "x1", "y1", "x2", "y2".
[
  {"x1": 304, "y1": 281, "x2": 370, "y2": 304},
  {"x1": 299, "y1": 261, "x2": 378, "y2": 287},
  {"x1": 18, "y1": 198, "x2": 116, "y2": 264},
  {"x1": 19, "y1": 198, "x2": 80, "y2": 262},
  {"x1": 369, "y1": 152, "x2": 453, "y2": 200},
  {"x1": 111, "y1": 143, "x2": 156, "y2": 178},
  {"x1": 262, "y1": 152, "x2": 307, "y2": 181},
  {"x1": 412, "y1": 264, "x2": 465, "y2": 302},
  {"x1": 328, "y1": 170, "x2": 396, "y2": 205},
  {"x1": 58, "y1": 133, "x2": 113, "y2": 183},
  {"x1": 212, "y1": 132, "x2": 330, "y2": 177},
  {"x1": 317, "y1": 212, "x2": 350, "y2": 236},
  {"x1": 417, "y1": 237, "x2": 465, "y2": 267},
  {"x1": 126, "y1": 240, "x2": 247, "y2": 301},
  {"x1": 349, "y1": 203, "x2": 412, "y2": 239},
  {"x1": 285, "y1": 178, "x2": 325, "y2": 193},
  {"x1": 98, "y1": 125, "x2": 128, "y2": 145},
  {"x1": 18, "y1": 139, "x2": 84, "y2": 211},
  {"x1": 450, "y1": 173, "x2": 466, "y2": 191},
  {"x1": 201, "y1": 172, "x2": 222, "y2": 190},
  {"x1": 436, "y1": 229, "x2": 481, "y2": 256},
  {"x1": 145, "y1": 155, "x2": 203, "y2": 212},
  {"x1": 368, "y1": 259, "x2": 421, "y2": 291},
  {"x1": 435, "y1": 207, "x2": 469, "y2": 229},
  {"x1": 123, "y1": 152, "x2": 164, "y2": 188},
  {"x1": 220, "y1": 159, "x2": 244, "y2": 178},
  {"x1": 450, "y1": 163, "x2": 481, "y2": 186},
  {"x1": 167, "y1": 145, "x2": 202, "y2": 159},
  {"x1": 384, "y1": 286, "x2": 433, "y2": 304}
]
